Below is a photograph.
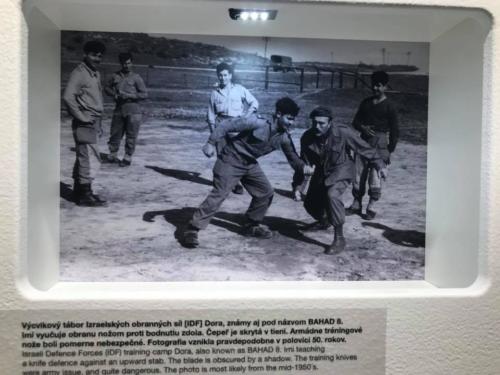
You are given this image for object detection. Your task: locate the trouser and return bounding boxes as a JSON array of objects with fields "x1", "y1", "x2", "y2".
[
  {"x1": 352, "y1": 155, "x2": 384, "y2": 201},
  {"x1": 108, "y1": 111, "x2": 142, "y2": 157},
  {"x1": 190, "y1": 158, "x2": 274, "y2": 230},
  {"x1": 304, "y1": 179, "x2": 350, "y2": 227},
  {"x1": 72, "y1": 117, "x2": 102, "y2": 185}
]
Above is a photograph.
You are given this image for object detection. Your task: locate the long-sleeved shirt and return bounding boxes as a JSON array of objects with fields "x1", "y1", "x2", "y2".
[
  {"x1": 300, "y1": 124, "x2": 384, "y2": 186},
  {"x1": 105, "y1": 70, "x2": 148, "y2": 116},
  {"x1": 352, "y1": 96, "x2": 399, "y2": 153},
  {"x1": 208, "y1": 115, "x2": 304, "y2": 173},
  {"x1": 207, "y1": 83, "x2": 258, "y2": 127},
  {"x1": 63, "y1": 62, "x2": 104, "y2": 123}
]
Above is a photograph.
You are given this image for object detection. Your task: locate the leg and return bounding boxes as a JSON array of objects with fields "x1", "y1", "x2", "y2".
[
  {"x1": 240, "y1": 163, "x2": 274, "y2": 225},
  {"x1": 107, "y1": 111, "x2": 125, "y2": 161},
  {"x1": 190, "y1": 159, "x2": 243, "y2": 231},
  {"x1": 366, "y1": 164, "x2": 384, "y2": 219},
  {"x1": 325, "y1": 180, "x2": 350, "y2": 255},
  {"x1": 347, "y1": 155, "x2": 368, "y2": 215},
  {"x1": 121, "y1": 114, "x2": 142, "y2": 166},
  {"x1": 303, "y1": 177, "x2": 328, "y2": 223}
]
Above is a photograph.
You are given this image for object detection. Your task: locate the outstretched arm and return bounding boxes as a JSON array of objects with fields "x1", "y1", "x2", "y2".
[
  {"x1": 281, "y1": 134, "x2": 306, "y2": 173},
  {"x1": 343, "y1": 127, "x2": 385, "y2": 171},
  {"x1": 207, "y1": 115, "x2": 261, "y2": 144}
]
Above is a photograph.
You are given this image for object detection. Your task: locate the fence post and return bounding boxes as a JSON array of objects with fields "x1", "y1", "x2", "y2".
[
  {"x1": 316, "y1": 69, "x2": 320, "y2": 89},
  {"x1": 339, "y1": 72, "x2": 343, "y2": 88},
  {"x1": 300, "y1": 68, "x2": 304, "y2": 93},
  {"x1": 330, "y1": 71, "x2": 335, "y2": 88},
  {"x1": 265, "y1": 66, "x2": 269, "y2": 90}
]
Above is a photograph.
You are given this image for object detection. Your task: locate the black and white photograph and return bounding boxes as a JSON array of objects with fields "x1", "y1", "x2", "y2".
[{"x1": 59, "y1": 31, "x2": 428, "y2": 281}]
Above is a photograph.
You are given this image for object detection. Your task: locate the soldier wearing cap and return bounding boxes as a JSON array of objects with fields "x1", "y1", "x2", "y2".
[{"x1": 296, "y1": 106, "x2": 387, "y2": 254}]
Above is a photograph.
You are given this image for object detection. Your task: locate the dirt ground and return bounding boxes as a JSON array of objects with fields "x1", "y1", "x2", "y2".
[{"x1": 60, "y1": 115, "x2": 426, "y2": 282}]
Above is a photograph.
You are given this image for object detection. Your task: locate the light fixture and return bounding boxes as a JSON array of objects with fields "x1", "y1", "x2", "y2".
[{"x1": 228, "y1": 8, "x2": 278, "y2": 21}]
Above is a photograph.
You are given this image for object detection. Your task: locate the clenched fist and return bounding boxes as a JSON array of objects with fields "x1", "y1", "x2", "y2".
[{"x1": 202, "y1": 142, "x2": 215, "y2": 158}]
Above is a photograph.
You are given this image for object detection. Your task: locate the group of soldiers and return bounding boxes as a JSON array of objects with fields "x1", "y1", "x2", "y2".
[{"x1": 63, "y1": 40, "x2": 399, "y2": 255}]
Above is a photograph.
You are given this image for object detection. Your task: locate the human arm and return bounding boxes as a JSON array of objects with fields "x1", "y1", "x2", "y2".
[
  {"x1": 387, "y1": 103, "x2": 399, "y2": 153},
  {"x1": 242, "y1": 87, "x2": 258, "y2": 116},
  {"x1": 207, "y1": 91, "x2": 217, "y2": 133},
  {"x1": 119, "y1": 75, "x2": 148, "y2": 101},
  {"x1": 352, "y1": 100, "x2": 375, "y2": 137},
  {"x1": 343, "y1": 127, "x2": 385, "y2": 171},
  {"x1": 281, "y1": 134, "x2": 306, "y2": 173},
  {"x1": 104, "y1": 75, "x2": 117, "y2": 98},
  {"x1": 62, "y1": 69, "x2": 93, "y2": 123},
  {"x1": 207, "y1": 115, "x2": 261, "y2": 144}
]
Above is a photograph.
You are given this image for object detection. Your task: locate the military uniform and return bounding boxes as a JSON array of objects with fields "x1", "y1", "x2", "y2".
[
  {"x1": 105, "y1": 70, "x2": 148, "y2": 162},
  {"x1": 299, "y1": 124, "x2": 385, "y2": 228},
  {"x1": 190, "y1": 114, "x2": 304, "y2": 231},
  {"x1": 63, "y1": 62, "x2": 104, "y2": 188}
]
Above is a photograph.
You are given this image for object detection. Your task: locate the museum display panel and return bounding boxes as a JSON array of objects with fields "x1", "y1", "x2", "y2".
[{"x1": 0, "y1": 0, "x2": 499, "y2": 374}]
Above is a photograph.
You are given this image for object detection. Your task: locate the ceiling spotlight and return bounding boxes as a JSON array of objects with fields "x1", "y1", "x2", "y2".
[{"x1": 228, "y1": 8, "x2": 278, "y2": 21}]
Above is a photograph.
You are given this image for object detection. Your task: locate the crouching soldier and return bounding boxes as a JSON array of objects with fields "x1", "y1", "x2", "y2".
[
  {"x1": 299, "y1": 107, "x2": 387, "y2": 255},
  {"x1": 182, "y1": 97, "x2": 312, "y2": 248},
  {"x1": 63, "y1": 40, "x2": 107, "y2": 207}
]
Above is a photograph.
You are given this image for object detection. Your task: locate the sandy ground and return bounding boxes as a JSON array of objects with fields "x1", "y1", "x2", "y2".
[{"x1": 60, "y1": 118, "x2": 425, "y2": 282}]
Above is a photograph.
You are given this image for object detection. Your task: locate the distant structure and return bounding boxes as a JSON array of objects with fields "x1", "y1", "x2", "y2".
[{"x1": 270, "y1": 55, "x2": 293, "y2": 72}]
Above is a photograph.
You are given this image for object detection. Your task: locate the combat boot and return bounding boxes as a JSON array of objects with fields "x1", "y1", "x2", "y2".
[
  {"x1": 346, "y1": 199, "x2": 362, "y2": 216},
  {"x1": 182, "y1": 226, "x2": 200, "y2": 248},
  {"x1": 241, "y1": 223, "x2": 273, "y2": 239},
  {"x1": 325, "y1": 225, "x2": 346, "y2": 255},
  {"x1": 75, "y1": 184, "x2": 106, "y2": 207}
]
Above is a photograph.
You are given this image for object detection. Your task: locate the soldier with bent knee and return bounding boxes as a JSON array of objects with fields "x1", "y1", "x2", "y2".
[
  {"x1": 182, "y1": 97, "x2": 311, "y2": 248},
  {"x1": 297, "y1": 106, "x2": 386, "y2": 254}
]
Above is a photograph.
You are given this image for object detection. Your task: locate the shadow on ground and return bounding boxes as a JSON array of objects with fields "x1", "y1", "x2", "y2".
[
  {"x1": 146, "y1": 166, "x2": 212, "y2": 186},
  {"x1": 362, "y1": 222, "x2": 425, "y2": 248},
  {"x1": 143, "y1": 207, "x2": 327, "y2": 249}
]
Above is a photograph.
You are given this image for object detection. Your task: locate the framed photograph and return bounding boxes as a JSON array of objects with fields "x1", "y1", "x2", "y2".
[{"x1": 59, "y1": 31, "x2": 428, "y2": 282}]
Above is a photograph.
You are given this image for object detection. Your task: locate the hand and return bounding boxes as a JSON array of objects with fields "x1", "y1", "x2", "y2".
[
  {"x1": 303, "y1": 165, "x2": 315, "y2": 175},
  {"x1": 202, "y1": 142, "x2": 215, "y2": 158},
  {"x1": 361, "y1": 125, "x2": 375, "y2": 137},
  {"x1": 379, "y1": 168, "x2": 388, "y2": 181}
]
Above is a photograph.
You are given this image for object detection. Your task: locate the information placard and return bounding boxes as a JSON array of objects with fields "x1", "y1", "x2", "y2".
[{"x1": 13, "y1": 309, "x2": 386, "y2": 374}]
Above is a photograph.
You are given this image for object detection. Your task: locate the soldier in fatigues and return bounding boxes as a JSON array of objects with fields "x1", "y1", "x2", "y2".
[
  {"x1": 63, "y1": 40, "x2": 107, "y2": 207},
  {"x1": 296, "y1": 107, "x2": 387, "y2": 254},
  {"x1": 182, "y1": 97, "x2": 313, "y2": 248},
  {"x1": 104, "y1": 52, "x2": 148, "y2": 167},
  {"x1": 347, "y1": 71, "x2": 399, "y2": 219}
]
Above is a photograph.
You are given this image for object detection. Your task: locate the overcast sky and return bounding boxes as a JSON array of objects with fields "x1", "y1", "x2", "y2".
[{"x1": 155, "y1": 33, "x2": 429, "y2": 74}]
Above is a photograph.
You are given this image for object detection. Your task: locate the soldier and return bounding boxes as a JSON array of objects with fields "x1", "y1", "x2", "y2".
[
  {"x1": 297, "y1": 107, "x2": 387, "y2": 254},
  {"x1": 207, "y1": 62, "x2": 258, "y2": 194},
  {"x1": 104, "y1": 52, "x2": 148, "y2": 167},
  {"x1": 63, "y1": 40, "x2": 107, "y2": 207},
  {"x1": 346, "y1": 71, "x2": 399, "y2": 219},
  {"x1": 182, "y1": 97, "x2": 312, "y2": 248}
]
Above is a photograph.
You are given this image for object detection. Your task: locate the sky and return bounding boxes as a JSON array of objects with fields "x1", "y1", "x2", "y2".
[{"x1": 155, "y1": 33, "x2": 429, "y2": 74}]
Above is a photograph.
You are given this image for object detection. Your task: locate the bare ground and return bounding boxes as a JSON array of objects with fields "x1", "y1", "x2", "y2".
[{"x1": 60, "y1": 117, "x2": 425, "y2": 282}]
